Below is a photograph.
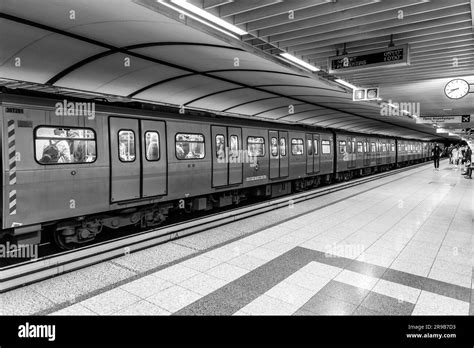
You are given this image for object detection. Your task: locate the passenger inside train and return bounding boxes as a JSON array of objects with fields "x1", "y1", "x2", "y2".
[{"x1": 37, "y1": 127, "x2": 97, "y2": 164}]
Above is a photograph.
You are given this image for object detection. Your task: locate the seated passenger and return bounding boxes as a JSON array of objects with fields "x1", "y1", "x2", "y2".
[
  {"x1": 69, "y1": 130, "x2": 86, "y2": 163},
  {"x1": 40, "y1": 141, "x2": 60, "y2": 163},
  {"x1": 176, "y1": 143, "x2": 186, "y2": 159},
  {"x1": 147, "y1": 134, "x2": 159, "y2": 161},
  {"x1": 119, "y1": 142, "x2": 128, "y2": 161},
  {"x1": 185, "y1": 144, "x2": 200, "y2": 159},
  {"x1": 52, "y1": 129, "x2": 72, "y2": 163},
  {"x1": 271, "y1": 138, "x2": 278, "y2": 157}
]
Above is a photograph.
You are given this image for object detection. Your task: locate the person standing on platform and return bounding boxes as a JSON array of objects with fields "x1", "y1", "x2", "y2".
[
  {"x1": 464, "y1": 145, "x2": 472, "y2": 179},
  {"x1": 452, "y1": 146, "x2": 459, "y2": 170},
  {"x1": 432, "y1": 143, "x2": 441, "y2": 170},
  {"x1": 448, "y1": 144, "x2": 454, "y2": 164}
]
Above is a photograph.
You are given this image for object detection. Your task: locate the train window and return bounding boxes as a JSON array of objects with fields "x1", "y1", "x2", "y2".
[
  {"x1": 322, "y1": 140, "x2": 331, "y2": 154},
  {"x1": 229, "y1": 135, "x2": 239, "y2": 158},
  {"x1": 339, "y1": 141, "x2": 346, "y2": 154},
  {"x1": 307, "y1": 138, "x2": 313, "y2": 156},
  {"x1": 314, "y1": 139, "x2": 319, "y2": 155},
  {"x1": 270, "y1": 137, "x2": 278, "y2": 157},
  {"x1": 247, "y1": 137, "x2": 265, "y2": 157},
  {"x1": 371, "y1": 143, "x2": 376, "y2": 152},
  {"x1": 382, "y1": 143, "x2": 387, "y2": 152},
  {"x1": 176, "y1": 133, "x2": 205, "y2": 160},
  {"x1": 118, "y1": 130, "x2": 136, "y2": 162},
  {"x1": 215, "y1": 135, "x2": 225, "y2": 159},
  {"x1": 391, "y1": 144, "x2": 395, "y2": 152},
  {"x1": 280, "y1": 138, "x2": 287, "y2": 156},
  {"x1": 363, "y1": 142, "x2": 368, "y2": 153},
  {"x1": 357, "y1": 142, "x2": 363, "y2": 153},
  {"x1": 145, "y1": 131, "x2": 160, "y2": 161},
  {"x1": 35, "y1": 126, "x2": 97, "y2": 164},
  {"x1": 291, "y1": 139, "x2": 304, "y2": 155}
]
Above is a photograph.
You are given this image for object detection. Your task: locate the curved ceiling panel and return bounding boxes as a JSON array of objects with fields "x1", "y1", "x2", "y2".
[
  {"x1": 209, "y1": 71, "x2": 313, "y2": 87},
  {"x1": 56, "y1": 53, "x2": 188, "y2": 95},
  {"x1": 0, "y1": 21, "x2": 105, "y2": 83},
  {"x1": 283, "y1": 111, "x2": 344, "y2": 123},
  {"x1": 133, "y1": 46, "x2": 285, "y2": 73},
  {"x1": 3, "y1": 0, "x2": 229, "y2": 47},
  {"x1": 256, "y1": 105, "x2": 334, "y2": 119},
  {"x1": 188, "y1": 88, "x2": 274, "y2": 111},
  {"x1": 135, "y1": 75, "x2": 238, "y2": 105},
  {"x1": 261, "y1": 85, "x2": 349, "y2": 98},
  {"x1": 225, "y1": 97, "x2": 296, "y2": 114}
]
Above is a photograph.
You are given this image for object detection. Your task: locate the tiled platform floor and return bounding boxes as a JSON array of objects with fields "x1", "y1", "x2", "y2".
[{"x1": 1, "y1": 160, "x2": 472, "y2": 316}]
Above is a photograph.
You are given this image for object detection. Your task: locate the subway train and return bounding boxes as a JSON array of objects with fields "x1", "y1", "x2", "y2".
[{"x1": 0, "y1": 91, "x2": 434, "y2": 249}]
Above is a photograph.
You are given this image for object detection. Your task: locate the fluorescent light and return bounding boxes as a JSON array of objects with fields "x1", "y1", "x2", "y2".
[
  {"x1": 280, "y1": 53, "x2": 320, "y2": 72},
  {"x1": 449, "y1": 133, "x2": 457, "y2": 136},
  {"x1": 168, "y1": 0, "x2": 247, "y2": 36},
  {"x1": 158, "y1": 1, "x2": 239, "y2": 38},
  {"x1": 335, "y1": 79, "x2": 358, "y2": 90}
]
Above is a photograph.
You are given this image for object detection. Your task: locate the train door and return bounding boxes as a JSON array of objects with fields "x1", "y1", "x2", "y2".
[
  {"x1": 141, "y1": 120, "x2": 167, "y2": 197},
  {"x1": 212, "y1": 126, "x2": 228, "y2": 187},
  {"x1": 228, "y1": 127, "x2": 243, "y2": 185},
  {"x1": 110, "y1": 117, "x2": 141, "y2": 202},
  {"x1": 347, "y1": 137, "x2": 356, "y2": 168},
  {"x1": 212, "y1": 126, "x2": 243, "y2": 187},
  {"x1": 351, "y1": 137, "x2": 357, "y2": 168},
  {"x1": 306, "y1": 134, "x2": 321, "y2": 174},
  {"x1": 279, "y1": 131, "x2": 289, "y2": 177},
  {"x1": 363, "y1": 139, "x2": 370, "y2": 166},
  {"x1": 313, "y1": 134, "x2": 320, "y2": 173},
  {"x1": 269, "y1": 130, "x2": 279, "y2": 179},
  {"x1": 306, "y1": 133, "x2": 313, "y2": 174},
  {"x1": 376, "y1": 140, "x2": 382, "y2": 165},
  {"x1": 269, "y1": 130, "x2": 289, "y2": 179}
]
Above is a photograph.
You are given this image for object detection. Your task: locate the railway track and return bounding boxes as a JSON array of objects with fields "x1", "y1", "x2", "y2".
[{"x1": 0, "y1": 161, "x2": 433, "y2": 292}]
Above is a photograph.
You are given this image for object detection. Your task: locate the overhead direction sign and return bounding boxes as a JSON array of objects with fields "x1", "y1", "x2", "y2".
[
  {"x1": 416, "y1": 115, "x2": 472, "y2": 124},
  {"x1": 329, "y1": 44, "x2": 410, "y2": 74}
]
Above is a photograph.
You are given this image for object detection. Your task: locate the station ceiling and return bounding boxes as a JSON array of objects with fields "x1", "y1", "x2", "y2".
[{"x1": 1, "y1": 0, "x2": 473, "y2": 141}]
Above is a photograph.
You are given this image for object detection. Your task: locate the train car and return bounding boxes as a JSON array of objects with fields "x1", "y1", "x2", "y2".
[
  {"x1": 397, "y1": 139, "x2": 432, "y2": 165},
  {"x1": 1, "y1": 91, "x2": 441, "y2": 249},
  {"x1": 335, "y1": 132, "x2": 396, "y2": 181},
  {"x1": 1, "y1": 92, "x2": 336, "y2": 249}
]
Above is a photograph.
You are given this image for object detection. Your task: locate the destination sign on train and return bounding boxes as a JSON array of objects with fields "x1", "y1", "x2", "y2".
[{"x1": 328, "y1": 44, "x2": 410, "y2": 73}]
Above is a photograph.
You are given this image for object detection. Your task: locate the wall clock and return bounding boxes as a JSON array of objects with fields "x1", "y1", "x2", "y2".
[{"x1": 444, "y1": 79, "x2": 470, "y2": 99}]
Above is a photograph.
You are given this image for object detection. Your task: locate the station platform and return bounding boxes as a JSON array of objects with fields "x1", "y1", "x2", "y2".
[{"x1": 2, "y1": 160, "x2": 472, "y2": 316}]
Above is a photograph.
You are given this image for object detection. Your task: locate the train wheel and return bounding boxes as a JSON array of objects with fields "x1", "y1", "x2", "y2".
[{"x1": 52, "y1": 226, "x2": 77, "y2": 250}]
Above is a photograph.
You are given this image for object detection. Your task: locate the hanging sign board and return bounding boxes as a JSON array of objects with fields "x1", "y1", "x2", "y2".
[
  {"x1": 416, "y1": 115, "x2": 471, "y2": 124},
  {"x1": 329, "y1": 44, "x2": 410, "y2": 73},
  {"x1": 353, "y1": 88, "x2": 379, "y2": 101}
]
